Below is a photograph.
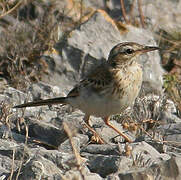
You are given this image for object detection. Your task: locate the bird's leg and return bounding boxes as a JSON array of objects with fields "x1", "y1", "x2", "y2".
[
  {"x1": 83, "y1": 115, "x2": 105, "y2": 144},
  {"x1": 84, "y1": 114, "x2": 91, "y2": 126},
  {"x1": 104, "y1": 116, "x2": 132, "y2": 143}
]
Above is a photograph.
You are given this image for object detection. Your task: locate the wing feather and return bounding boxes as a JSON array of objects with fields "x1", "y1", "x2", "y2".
[{"x1": 67, "y1": 63, "x2": 113, "y2": 97}]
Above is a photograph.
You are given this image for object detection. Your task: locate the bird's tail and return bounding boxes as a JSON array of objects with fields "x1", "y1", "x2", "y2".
[{"x1": 13, "y1": 97, "x2": 68, "y2": 108}]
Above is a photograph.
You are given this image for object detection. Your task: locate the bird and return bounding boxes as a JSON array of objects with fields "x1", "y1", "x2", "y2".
[{"x1": 14, "y1": 42, "x2": 159, "y2": 143}]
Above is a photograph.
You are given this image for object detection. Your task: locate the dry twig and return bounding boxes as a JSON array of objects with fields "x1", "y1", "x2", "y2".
[
  {"x1": 63, "y1": 122, "x2": 85, "y2": 180},
  {"x1": 9, "y1": 148, "x2": 16, "y2": 180},
  {"x1": 0, "y1": 0, "x2": 23, "y2": 18},
  {"x1": 120, "y1": 0, "x2": 128, "y2": 23},
  {"x1": 15, "y1": 119, "x2": 29, "y2": 180},
  {"x1": 137, "y1": 0, "x2": 145, "y2": 28}
]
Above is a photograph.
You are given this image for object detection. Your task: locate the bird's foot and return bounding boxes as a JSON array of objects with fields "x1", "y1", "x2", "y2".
[
  {"x1": 83, "y1": 123, "x2": 105, "y2": 144},
  {"x1": 91, "y1": 133, "x2": 105, "y2": 144}
]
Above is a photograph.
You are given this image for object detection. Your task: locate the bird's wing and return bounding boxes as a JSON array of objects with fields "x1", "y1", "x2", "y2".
[{"x1": 67, "y1": 64, "x2": 113, "y2": 97}]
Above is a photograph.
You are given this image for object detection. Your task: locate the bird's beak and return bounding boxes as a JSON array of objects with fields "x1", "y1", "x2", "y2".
[{"x1": 139, "y1": 46, "x2": 160, "y2": 54}]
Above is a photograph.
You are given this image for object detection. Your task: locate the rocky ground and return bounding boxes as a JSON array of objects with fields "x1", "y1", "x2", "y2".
[{"x1": 0, "y1": 0, "x2": 181, "y2": 179}]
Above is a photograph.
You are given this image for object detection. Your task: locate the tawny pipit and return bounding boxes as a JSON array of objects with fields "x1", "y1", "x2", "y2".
[{"x1": 14, "y1": 42, "x2": 159, "y2": 143}]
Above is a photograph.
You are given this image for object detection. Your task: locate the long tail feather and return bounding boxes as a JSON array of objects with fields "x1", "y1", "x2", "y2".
[{"x1": 13, "y1": 97, "x2": 67, "y2": 108}]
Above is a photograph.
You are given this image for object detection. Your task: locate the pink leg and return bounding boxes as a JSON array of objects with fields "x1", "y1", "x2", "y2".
[
  {"x1": 84, "y1": 115, "x2": 105, "y2": 144},
  {"x1": 104, "y1": 116, "x2": 132, "y2": 143}
]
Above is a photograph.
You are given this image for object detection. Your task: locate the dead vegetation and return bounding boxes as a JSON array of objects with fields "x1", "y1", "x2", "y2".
[
  {"x1": 62, "y1": 122, "x2": 86, "y2": 180},
  {"x1": 0, "y1": 0, "x2": 59, "y2": 90},
  {"x1": 0, "y1": 101, "x2": 29, "y2": 180},
  {"x1": 158, "y1": 29, "x2": 181, "y2": 117}
]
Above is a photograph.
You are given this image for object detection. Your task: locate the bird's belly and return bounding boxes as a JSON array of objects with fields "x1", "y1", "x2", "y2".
[
  {"x1": 69, "y1": 88, "x2": 135, "y2": 117},
  {"x1": 71, "y1": 92, "x2": 124, "y2": 117}
]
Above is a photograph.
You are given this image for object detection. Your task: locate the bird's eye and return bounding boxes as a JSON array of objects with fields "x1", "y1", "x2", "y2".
[{"x1": 125, "y1": 49, "x2": 134, "y2": 54}]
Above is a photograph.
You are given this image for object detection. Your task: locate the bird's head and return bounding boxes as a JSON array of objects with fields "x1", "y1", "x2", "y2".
[{"x1": 107, "y1": 42, "x2": 159, "y2": 67}]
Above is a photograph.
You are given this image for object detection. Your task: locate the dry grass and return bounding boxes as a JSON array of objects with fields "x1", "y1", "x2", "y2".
[
  {"x1": 15, "y1": 117, "x2": 29, "y2": 180},
  {"x1": 157, "y1": 29, "x2": 181, "y2": 72},
  {"x1": 62, "y1": 122, "x2": 85, "y2": 180},
  {"x1": 157, "y1": 29, "x2": 181, "y2": 117},
  {"x1": 119, "y1": 0, "x2": 145, "y2": 28},
  {"x1": 0, "y1": 0, "x2": 95, "y2": 91},
  {"x1": 0, "y1": 102, "x2": 13, "y2": 139},
  {"x1": 0, "y1": 0, "x2": 23, "y2": 18},
  {"x1": 0, "y1": 101, "x2": 29, "y2": 179},
  {"x1": 0, "y1": 0, "x2": 59, "y2": 90}
]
